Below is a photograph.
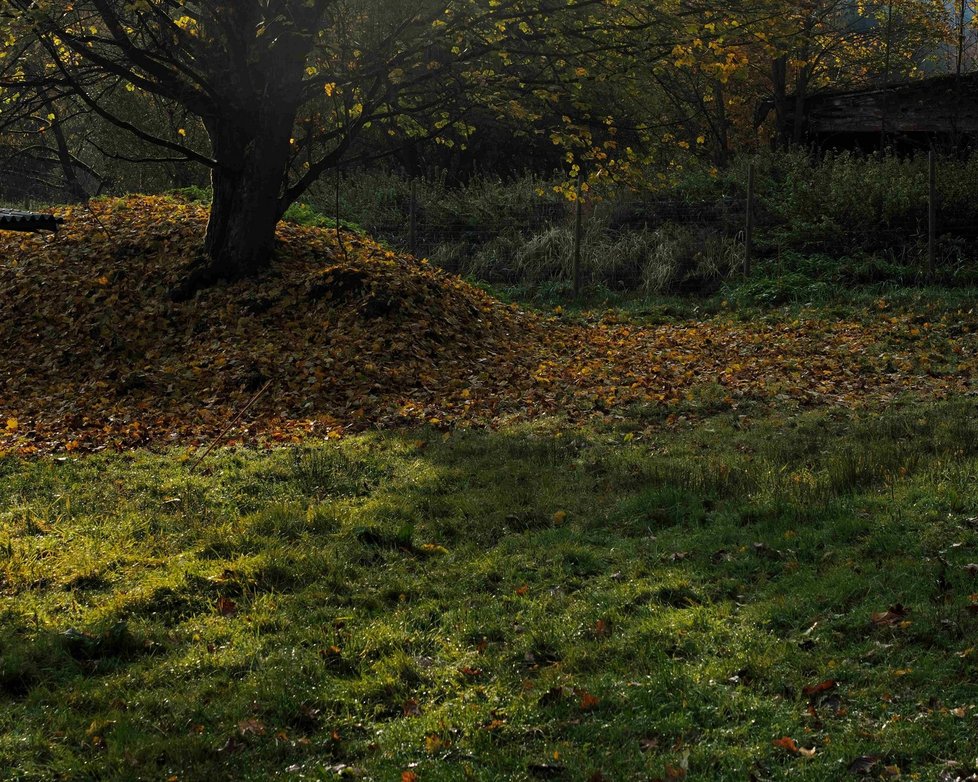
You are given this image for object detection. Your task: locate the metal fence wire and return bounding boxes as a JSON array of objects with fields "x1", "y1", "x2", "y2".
[
  {"x1": 354, "y1": 164, "x2": 974, "y2": 288},
  {"x1": 365, "y1": 196, "x2": 749, "y2": 256},
  {"x1": 4, "y1": 157, "x2": 977, "y2": 288}
]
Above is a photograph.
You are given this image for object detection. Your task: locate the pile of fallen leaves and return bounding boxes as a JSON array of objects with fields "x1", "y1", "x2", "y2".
[
  {"x1": 0, "y1": 196, "x2": 541, "y2": 454},
  {"x1": 2, "y1": 195, "x2": 978, "y2": 454}
]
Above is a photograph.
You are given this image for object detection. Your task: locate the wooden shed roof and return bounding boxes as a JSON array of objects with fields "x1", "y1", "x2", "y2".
[{"x1": 795, "y1": 72, "x2": 978, "y2": 136}]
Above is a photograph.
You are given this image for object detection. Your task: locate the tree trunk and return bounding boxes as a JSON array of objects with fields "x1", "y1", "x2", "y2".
[
  {"x1": 203, "y1": 153, "x2": 285, "y2": 280},
  {"x1": 792, "y1": 69, "x2": 810, "y2": 147},
  {"x1": 712, "y1": 83, "x2": 731, "y2": 168},
  {"x1": 771, "y1": 56, "x2": 789, "y2": 148},
  {"x1": 171, "y1": 111, "x2": 296, "y2": 299},
  {"x1": 167, "y1": 7, "x2": 319, "y2": 299},
  {"x1": 42, "y1": 93, "x2": 88, "y2": 202}
]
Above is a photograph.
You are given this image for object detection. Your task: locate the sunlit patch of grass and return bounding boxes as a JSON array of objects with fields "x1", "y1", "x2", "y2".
[{"x1": 2, "y1": 402, "x2": 978, "y2": 780}]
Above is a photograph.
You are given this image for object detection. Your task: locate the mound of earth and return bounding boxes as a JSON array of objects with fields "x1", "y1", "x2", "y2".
[
  {"x1": 0, "y1": 196, "x2": 544, "y2": 453},
  {"x1": 3, "y1": 195, "x2": 977, "y2": 455}
]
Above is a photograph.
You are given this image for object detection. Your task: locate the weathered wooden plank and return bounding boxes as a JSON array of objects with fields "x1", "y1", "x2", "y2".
[{"x1": 789, "y1": 73, "x2": 978, "y2": 139}]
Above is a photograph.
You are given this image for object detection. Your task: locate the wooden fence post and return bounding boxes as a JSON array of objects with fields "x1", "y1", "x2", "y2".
[
  {"x1": 928, "y1": 151, "x2": 937, "y2": 279},
  {"x1": 409, "y1": 179, "x2": 418, "y2": 257},
  {"x1": 744, "y1": 162, "x2": 756, "y2": 277},
  {"x1": 573, "y1": 176, "x2": 583, "y2": 296},
  {"x1": 335, "y1": 164, "x2": 348, "y2": 261}
]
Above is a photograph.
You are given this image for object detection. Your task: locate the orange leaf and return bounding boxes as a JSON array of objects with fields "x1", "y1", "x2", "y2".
[
  {"x1": 772, "y1": 736, "x2": 799, "y2": 753},
  {"x1": 802, "y1": 679, "x2": 836, "y2": 696},
  {"x1": 871, "y1": 604, "x2": 909, "y2": 626},
  {"x1": 402, "y1": 699, "x2": 421, "y2": 717},
  {"x1": 579, "y1": 691, "x2": 600, "y2": 711},
  {"x1": 237, "y1": 718, "x2": 265, "y2": 736}
]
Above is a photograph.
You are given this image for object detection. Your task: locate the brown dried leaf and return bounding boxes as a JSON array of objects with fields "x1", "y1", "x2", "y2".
[
  {"x1": 772, "y1": 736, "x2": 799, "y2": 754},
  {"x1": 216, "y1": 597, "x2": 237, "y2": 617},
  {"x1": 802, "y1": 679, "x2": 836, "y2": 696}
]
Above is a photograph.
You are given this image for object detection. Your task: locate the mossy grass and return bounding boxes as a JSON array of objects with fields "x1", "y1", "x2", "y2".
[{"x1": 3, "y1": 402, "x2": 978, "y2": 780}]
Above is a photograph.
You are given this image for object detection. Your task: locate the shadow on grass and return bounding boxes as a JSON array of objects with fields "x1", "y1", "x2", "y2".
[{"x1": 2, "y1": 401, "x2": 978, "y2": 780}]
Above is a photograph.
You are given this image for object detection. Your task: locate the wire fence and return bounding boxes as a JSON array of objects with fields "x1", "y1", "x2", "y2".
[
  {"x1": 343, "y1": 159, "x2": 978, "y2": 292},
  {"x1": 361, "y1": 195, "x2": 750, "y2": 258},
  {"x1": 5, "y1": 153, "x2": 978, "y2": 290}
]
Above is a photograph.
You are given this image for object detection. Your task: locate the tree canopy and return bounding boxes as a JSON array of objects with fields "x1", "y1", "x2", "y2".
[
  {"x1": 0, "y1": 0, "x2": 968, "y2": 289},
  {"x1": 2, "y1": 0, "x2": 638, "y2": 286}
]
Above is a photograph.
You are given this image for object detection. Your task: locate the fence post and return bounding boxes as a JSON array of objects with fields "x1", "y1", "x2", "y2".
[
  {"x1": 335, "y1": 163, "x2": 348, "y2": 261},
  {"x1": 409, "y1": 179, "x2": 418, "y2": 257},
  {"x1": 573, "y1": 176, "x2": 583, "y2": 296},
  {"x1": 928, "y1": 151, "x2": 936, "y2": 279},
  {"x1": 744, "y1": 161, "x2": 756, "y2": 277}
]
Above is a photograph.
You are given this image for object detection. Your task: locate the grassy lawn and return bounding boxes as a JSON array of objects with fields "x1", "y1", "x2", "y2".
[{"x1": 3, "y1": 401, "x2": 978, "y2": 781}]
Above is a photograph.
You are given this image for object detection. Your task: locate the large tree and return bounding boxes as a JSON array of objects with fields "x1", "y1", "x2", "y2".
[{"x1": 3, "y1": 0, "x2": 639, "y2": 291}]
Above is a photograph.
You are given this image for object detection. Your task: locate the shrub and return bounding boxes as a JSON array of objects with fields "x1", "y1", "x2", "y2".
[
  {"x1": 282, "y1": 201, "x2": 367, "y2": 235},
  {"x1": 167, "y1": 152, "x2": 978, "y2": 294},
  {"x1": 167, "y1": 185, "x2": 212, "y2": 204}
]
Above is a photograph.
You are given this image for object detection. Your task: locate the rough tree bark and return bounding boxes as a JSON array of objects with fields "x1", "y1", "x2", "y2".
[
  {"x1": 172, "y1": 114, "x2": 300, "y2": 299},
  {"x1": 170, "y1": 8, "x2": 313, "y2": 299},
  {"x1": 202, "y1": 118, "x2": 296, "y2": 280}
]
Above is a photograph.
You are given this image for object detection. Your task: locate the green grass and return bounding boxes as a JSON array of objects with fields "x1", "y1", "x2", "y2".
[
  {"x1": 480, "y1": 277, "x2": 978, "y2": 337},
  {"x1": 164, "y1": 188, "x2": 369, "y2": 236},
  {"x1": 3, "y1": 402, "x2": 978, "y2": 780}
]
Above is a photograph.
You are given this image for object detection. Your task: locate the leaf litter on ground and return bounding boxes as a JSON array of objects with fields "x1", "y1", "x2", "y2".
[{"x1": 3, "y1": 194, "x2": 978, "y2": 458}]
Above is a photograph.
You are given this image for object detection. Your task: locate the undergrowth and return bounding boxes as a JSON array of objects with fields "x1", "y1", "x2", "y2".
[{"x1": 293, "y1": 152, "x2": 978, "y2": 299}]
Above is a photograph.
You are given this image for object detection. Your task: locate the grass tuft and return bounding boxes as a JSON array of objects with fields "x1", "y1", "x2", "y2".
[{"x1": 3, "y1": 403, "x2": 978, "y2": 779}]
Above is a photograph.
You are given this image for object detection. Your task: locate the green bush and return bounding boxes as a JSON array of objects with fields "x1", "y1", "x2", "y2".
[
  {"x1": 306, "y1": 169, "x2": 567, "y2": 246},
  {"x1": 167, "y1": 185, "x2": 212, "y2": 204},
  {"x1": 282, "y1": 201, "x2": 367, "y2": 235}
]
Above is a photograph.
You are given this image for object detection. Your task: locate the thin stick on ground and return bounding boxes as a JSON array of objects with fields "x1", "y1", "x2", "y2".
[
  {"x1": 82, "y1": 200, "x2": 113, "y2": 240},
  {"x1": 188, "y1": 379, "x2": 273, "y2": 472}
]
